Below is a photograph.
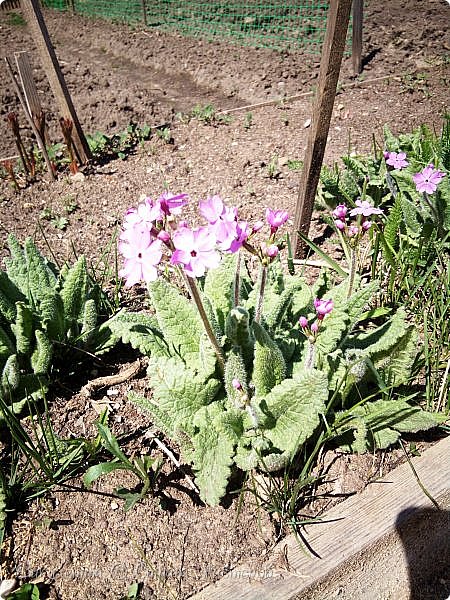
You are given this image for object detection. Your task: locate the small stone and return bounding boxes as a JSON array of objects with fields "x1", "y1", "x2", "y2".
[
  {"x1": 70, "y1": 171, "x2": 85, "y2": 183},
  {"x1": 110, "y1": 501, "x2": 119, "y2": 510},
  {"x1": 0, "y1": 579, "x2": 17, "y2": 598}
]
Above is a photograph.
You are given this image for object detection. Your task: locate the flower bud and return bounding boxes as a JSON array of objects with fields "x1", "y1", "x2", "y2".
[
  {"x1": 232, "y1": 378, "x2": 242, "y2": 390},
  {"x1": 334, "y1": 219, "x2": 346, "y2": 231},
  {"x1": 362, "y1": 220, "x2": 372, "y2": 231},
  {"x1": 332, "y1": 203, "x2": 347, "y2": 219},
  {"x1": 311, "y1": 321, "x2": 319, "y2": 333},
  {"x1": 157, "y1": 230, "x2": 171, "y2": 242},
  {"x1": 298, "y1": 316, "x2": 308, "y2": 328}
]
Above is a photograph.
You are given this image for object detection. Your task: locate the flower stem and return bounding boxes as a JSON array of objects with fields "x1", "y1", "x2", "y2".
[
  {"x1": 233, "y1": 251, "x2": 241, "y2": 308},
  {"x1": 183, "y1": 273, "x2": 225, "y2": 375},
  {"x1": 423, "y1": 192, "x2": 442, "y2": 237},
  {"x1": 347, "y1": 246, "x2": 358, "y2": 299},
  {"x1": 305, "y1": 340, "x2": 316, "y2": 370},
  {"x1": 254, "y1": 264, "x2": 267, "y2": 323}
]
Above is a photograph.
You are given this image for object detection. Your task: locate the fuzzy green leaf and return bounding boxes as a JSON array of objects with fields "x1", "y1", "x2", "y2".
[
  {"x1": 148, "y1": 356, "x2": 220, "y2": 435},
  {"x1": 192, "y1": 409, "x2": 235, "y2": 505},
  {"x1": 345, "y1": 399, "x2": 445, "y2": 451},
  {"x1": 24, "y1": 238, "x2": 57, "y2": 303},
  {"x1": 31, "y1": 330, "x2": 52, "y2": 375},
  {"x1": 11, "y1": 302, "x2": 33, "y2": 355},
  {"x1": 97, "y1": 310, "x2": 167, "y2": 357},
  {"x1": 203, "y1": 254, "x2": 237, "y2": 331},
  {"x1": 0, "y1": 324, "x2": 15, "y2": 361},
  {"x1": 61, "y1": 256, "x2": 88, "y2": 324},
  {"x1": 2, "y1": 354, "x2": 20, "y2": 391},
  {"x1": 224, "y1": 307, "x2": 254, "y2": 367},
  {"x1": 0, "y1": 270, "x2": 24, "y2": 323},
  {"x1": 264, "y1": 369, "x2": 328, "y2": 459},
  {"x1": 265, "y1": 278, "x2": 309, "y2": 332},
  {"x1": 148, "y1": 279, "x2": 203, "y2": 370},
  {"x1": 224, "y1": 347, "x2": 248, "y2": 407},
  {"x1": 252, "y1": 321, "x2": 286, "y2": 396},
  {"x1": 80, "y1": 298, "x2": 97, "y2": 343},
  {"x1": 39, "y1": 292, "x2": 66, "y2": 342}
]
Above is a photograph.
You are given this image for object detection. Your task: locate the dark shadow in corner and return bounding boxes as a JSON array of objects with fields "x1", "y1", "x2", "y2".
[{"x1": 395, "y1": 507, "x2": 450, "y2": 600}]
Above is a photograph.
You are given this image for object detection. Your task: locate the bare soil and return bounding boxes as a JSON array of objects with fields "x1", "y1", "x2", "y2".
[{"x1": 0, "y1": 1, "x2": 449, "y2": 598}]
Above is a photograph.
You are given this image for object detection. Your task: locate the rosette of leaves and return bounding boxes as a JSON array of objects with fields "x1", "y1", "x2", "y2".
[
  {"x1": 0, "y1": 234, "x2": 105, "y2": 414},
  {"x1": 101, "y1": 256, "x2": 442, "y2": 506}
]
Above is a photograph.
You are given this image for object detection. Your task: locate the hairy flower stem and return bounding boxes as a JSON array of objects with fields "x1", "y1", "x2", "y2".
[
  {"x1": 423, "y1": 192, "x2": 443, "y2": 237},
  {"x1": 347, "y1": 246, "x2": 358, "y2": 299},
  {"x1": 305, "y1": 340, "x2": 316, "y2": 370},
  {"x1": 254, "y1": 265, "x2": 267, "y2": 323},
  {"x1": 183, "y1": 273, "x2": 225, "y2": 375},
  {"x1": 233, "y1": 251, "x2": 241, "y2": 308}
]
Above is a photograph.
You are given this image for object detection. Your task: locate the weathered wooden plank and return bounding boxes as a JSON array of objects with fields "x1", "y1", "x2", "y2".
[
  {"x1": 352, "y1": 0, "x2": 363, "y2": 75},
  {"x1": 19, "y1": 0, "x2": 92, "y2": 164},
  {"x1": 191, "y1": 435, "x2": 450, "y2": 599},
  {"x1": 291, "y1": 0, "x2": 353, "y2": 258}
]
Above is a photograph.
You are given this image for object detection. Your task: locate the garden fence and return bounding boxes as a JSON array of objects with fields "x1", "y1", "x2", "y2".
[{"x1": 39, "y1": 0, "x2": 351, "y2": 53}]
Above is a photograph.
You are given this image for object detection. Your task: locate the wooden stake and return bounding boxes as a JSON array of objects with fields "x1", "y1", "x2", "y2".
[
  {"x1": 4, "y1": 56, "x2": 56, "y2": 180},
  {"x1": 291, "y1": 0, "x2": 353, "y2": 258},
  {"x1": 352, "y1": 0, "x2": 363, "y2": 76},
  {"x1": 20, "y1": 0, "x2": 92, "y2": 164},
  {"x1": 141, "y1": 0, "x2": 148, "y2": 26}
]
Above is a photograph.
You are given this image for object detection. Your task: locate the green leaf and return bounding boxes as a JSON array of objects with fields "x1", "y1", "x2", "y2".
[
  {"x1": 203, "y1": 254, "x2": 237, "y2": 331},
  {"x1": 265, "y1": 278, "x2": 308, "y2": 332},
  {"x1": 83, "y1": 460, "x2": 127, "y2": 488},
  {"x1": 344, "y1": 399, "x2": 445, "y2": 451},
  {"x1": 296, "y1": 231, "x2": 348, "y2": 277},
  {"x1": 148, "y1": 356, "x2": 220, "y2": 435},
  {"x1": 11, "y1": 301, "x2": 33, "y2": 355},
  {"x1": 264, "y1": 369, "x2": 328, "y2": 459},
  {"x1": 0, "y1": 270, "x2": 24, "y2": 323},
  {"x1": 30, "y1": 329, "x2": 52, "y2": 375},
  {"x1": 97, "y1": 310, "x2": 166, "y2": 357},
  {"x1": 61, "y1": 256, "x2": 88, "y2": 324},
  {"x1": 192, "y1": 408, "x2": 235, "y2": 506},
  {"x1": 96, "y1": 422, "x2": 131, "y2": 464},
  {"x1": 148, "y1": 279, "x2": 203, "y2": 370},
  {"x1": 39, "y1": 292, "x2": 66, "y2": 342},
  {"x1": 252, "y1": 321, "x2": 286, "y2": 396}
]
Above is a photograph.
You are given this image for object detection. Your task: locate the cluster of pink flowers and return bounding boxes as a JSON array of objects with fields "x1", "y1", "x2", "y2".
[
  {"x1": 332, "y1": 199, "x2": 383, "y2": 240},
  {"x1": 119, "y1": 192, "x2": 289, "y2": 287},
  {"x1": 412, "y1": 165, "x2": 446, "y2": 195},
  {"x1": 298, "y1": 297, "x2": 334, "y2": 338},
  {"x1": 385, "y1": 150, "x2": 446, "y2": 195}
]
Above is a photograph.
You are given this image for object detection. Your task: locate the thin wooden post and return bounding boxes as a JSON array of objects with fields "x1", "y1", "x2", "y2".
[
  {"x1": 292, "y1": 0, "x2": 353, "y2": 258},
  {"x1": 352, "y1": 0, "x2": 363, "y2": 75},
  {"x1": 4, "y1": 56, "x2": 55, "y2": 180},
  {"x1": 15, "y1": 51, "x2": 50, "y2": 145},
  {"x1": 141, "y1": 0, "x2": 148, "y2": 26},
  {"x1": 20, "y1": 0, "x2": 92, "y2": 164}
]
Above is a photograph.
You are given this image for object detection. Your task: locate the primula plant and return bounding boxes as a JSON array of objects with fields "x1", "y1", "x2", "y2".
[
  {"x1": 0, "y1": 235, "x2": 108, "y2": 415},
  {"x1": 99, "y1": 191, "x2": 444, "y2": 506}
]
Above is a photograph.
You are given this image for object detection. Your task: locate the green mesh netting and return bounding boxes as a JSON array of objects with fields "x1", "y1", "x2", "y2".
[{"x1": 42, "y1": 0, "x2": 344, "y2": 53}]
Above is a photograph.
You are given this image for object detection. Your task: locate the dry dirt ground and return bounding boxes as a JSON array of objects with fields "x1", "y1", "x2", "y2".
[{"x1": 0, "y1": 0, "x2": 449, "y2": 598}]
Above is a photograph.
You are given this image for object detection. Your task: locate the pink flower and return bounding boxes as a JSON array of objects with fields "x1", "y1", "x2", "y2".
[
  {"x1": 310, "y1": 322, "x2": 319, "y2": 333},
  {"x1": 119, "y1": 230, "x2": 162, "y2": 287},
  {"x1": 314, "y1": 297, "x2": 334, "y2": 319},
  {"x1": 334, "y1": 219, "x2": 346, "y2": 231},
  {"x1": 332, "y1": 204, "x2": 348, "y2": 219},
  {"x1": 199, "y1": 195, "x2": 225, "y2": 223},
  {"x1": 251, "y1": 220, "x2": 265, "y2": 233},
  {"x1": 171, "y1": 226, "x2": 220, "y2": 277},
  {"x1": 265, "y1": 208, "x2": 289, "y2": 232},
  {"x1": 158, "y1": 192, "x2": 188, "y2": 216},
  {"x1": 413, "y1": 166, "x2": 446, "y2": 194},
  {"x1": 384, "y1": 151, "x2": 409, "y2": 170},
  {"x1": 348, "y1": 225, "x2": 360, "y2": 237},
  {"x1": 362, "y1": 220, "x2": 372, "y2": 231},
  {"x1": 298, "y1": 316, "x2": 308, "y2": 328},
  {"x1": 349, "y1": 199, "x2": 384, "y2": 218}
]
